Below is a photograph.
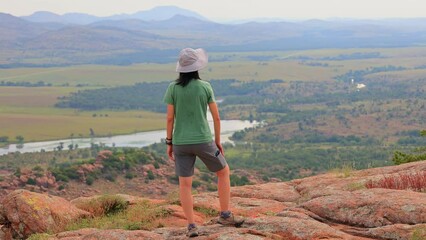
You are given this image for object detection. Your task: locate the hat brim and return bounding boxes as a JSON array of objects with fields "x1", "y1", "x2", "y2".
[{"x1": 176, "y1": 48, "x2": 208, "y2": 73}]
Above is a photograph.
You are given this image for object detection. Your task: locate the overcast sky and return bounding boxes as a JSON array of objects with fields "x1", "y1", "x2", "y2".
[{"x1": 1, "y1": 0, "x2": 425, "y2": 21}]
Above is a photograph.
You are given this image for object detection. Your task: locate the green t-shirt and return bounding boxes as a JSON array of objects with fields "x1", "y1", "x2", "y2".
[{"x1": 163, "y1": 79, "x2": 216, "y2": 145}]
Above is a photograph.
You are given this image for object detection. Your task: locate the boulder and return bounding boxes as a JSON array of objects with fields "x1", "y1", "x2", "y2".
[
  {"x1": 301, "y1": 188, "x2": 426, "y2": 227},
  {"x1": 0, "y1": 189, "x2": 91, "y2": 239},
  {"x1": 344, "y1": 223, "x2": 426, "y2": 240}
]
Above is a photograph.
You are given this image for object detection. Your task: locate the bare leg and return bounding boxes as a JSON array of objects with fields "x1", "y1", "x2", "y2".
[
  {"x1": 179, "y1": 176, "x2": 195, "y2": 224},
  {"x1": 216, "y1": 165, "x2": 231, "y2": 211}
]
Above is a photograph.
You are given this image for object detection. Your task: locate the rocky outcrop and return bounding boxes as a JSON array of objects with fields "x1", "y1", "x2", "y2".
[
  {"x1": 0, "y1": 169, "x2": 58, "y2": 193},
  {"x1": 301, "y1": 188, "x2": 426, "y2": 227},
  {"x1": 0, "y1": 189, "x2": 91, "y2": 239},
  {"x1": 0, "y1": 161, "x2": 425, "y2": 239}
]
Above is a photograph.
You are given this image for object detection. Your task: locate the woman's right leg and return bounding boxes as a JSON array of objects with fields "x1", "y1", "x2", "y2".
[{"x1": 179, "y1": 176, "x2": 195, "y2": 224}]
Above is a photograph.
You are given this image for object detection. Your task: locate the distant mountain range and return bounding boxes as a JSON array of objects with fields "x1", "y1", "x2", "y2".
[
  {"x1": 1, "y1": 6, "x2": 426, "y2": 67},
  {"x1": 21, "y1": 6, "x2": 209, "y2": 24}
]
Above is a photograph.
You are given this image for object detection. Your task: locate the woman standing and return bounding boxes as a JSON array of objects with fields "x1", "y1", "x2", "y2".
[{"x1": 163, "y1": 48, "x2": 244, "y2": 237}]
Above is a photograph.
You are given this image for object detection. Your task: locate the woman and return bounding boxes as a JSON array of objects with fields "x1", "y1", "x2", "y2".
[{"x1": 163, "y1": 48, "x2": 244, "y2": 237}]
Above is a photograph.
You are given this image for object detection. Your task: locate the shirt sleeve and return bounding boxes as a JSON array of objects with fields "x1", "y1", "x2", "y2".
[
  {"x1": 206, "y1": 83, "x2": 216, "y2": 103},
  {"x1": 163, "y1": 83, "x2": 174, "y2": 105}
]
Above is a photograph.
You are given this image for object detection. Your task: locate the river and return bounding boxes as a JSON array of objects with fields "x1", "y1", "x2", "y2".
[{"x1": 0, "y1": 119, "x2": 257, "y2": 156}]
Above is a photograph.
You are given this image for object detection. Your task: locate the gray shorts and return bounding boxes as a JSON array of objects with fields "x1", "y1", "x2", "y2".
[{"x1": 173, "y1": 141, "x2": 227, "y2": 177}]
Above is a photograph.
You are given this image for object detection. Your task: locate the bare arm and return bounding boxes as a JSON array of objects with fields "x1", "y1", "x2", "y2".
[
  {"x1": 209, "y1": 102, "x2": 224, "y2": 156},
  {"x1": 166, "y1": 104, "x2": 175, "y2": 161}
]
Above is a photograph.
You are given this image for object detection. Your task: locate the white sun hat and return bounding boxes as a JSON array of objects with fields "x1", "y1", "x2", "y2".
[{"x1": 176, "y1": 48, "x2": 208, "y2": 73}]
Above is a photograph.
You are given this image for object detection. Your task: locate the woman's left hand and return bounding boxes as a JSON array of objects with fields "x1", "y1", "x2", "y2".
[
  {"x1": 167, "y1": 145, "x2": 175, "y2": 161},
  {"x1": 216, "y1": 142, "x2": 225, "y2": 157}
]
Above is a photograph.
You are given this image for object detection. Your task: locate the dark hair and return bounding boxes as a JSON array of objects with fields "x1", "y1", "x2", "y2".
[{"x1": 176, "y1": 71, "x2": 201, "y2": 87}]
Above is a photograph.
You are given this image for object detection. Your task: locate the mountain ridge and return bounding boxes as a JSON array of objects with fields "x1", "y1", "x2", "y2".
[
  {"x1": 2, "y1": 11, "x2": 426, "y2": 66},
  {"x1": 21, "y1": 6, "x2": 209, "y2": 25}
]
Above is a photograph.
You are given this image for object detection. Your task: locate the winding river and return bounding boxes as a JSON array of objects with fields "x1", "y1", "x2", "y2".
[{"x1": 0, "y1": 119, "x2": 257, "y2": 156}]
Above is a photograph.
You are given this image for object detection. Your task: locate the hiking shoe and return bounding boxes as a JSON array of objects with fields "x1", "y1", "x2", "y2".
[
  {"x1": 217, "y1": 212, "x2": 245, "y2": 227},
  {"x1": 186, "y1": 224, "x2": 199, "y2": 238}
]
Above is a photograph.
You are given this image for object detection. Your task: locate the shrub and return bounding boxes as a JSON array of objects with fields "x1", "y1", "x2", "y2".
[
  {"x1": 125, "y1": 172, "x2": 136, "y2": 179},
  {"x1": 230, "y1": 174, "x2": 251, "y2": 186},
  {"x1": 86, "y1": 176, "x2": 95, "y2": 185},
  {"x1": 14, "y1": 167, "x2": 21, "y2": 177},
  {"x1": 147, "y1": 170, "x2": 155, "y2": 180},
  {"x1": 54, "y1": 173, "x2": 69, "y2": 182},
  {"x1": 0, "y1": 136, "x2": 8, "y2": 143},
  {"x1": 74, "y1": 195, "x2": 129, "y2": 216},
  {"x1": 153, "y1": 162, "x2": 160, "y2": 169},
  {"x1": 393, "y1": 130, "x2": 426, "y2": 165},
  {"x1": 365, "y1": 172, "x2": 426, "y2": 192},
  {"x1": 192, "y1": 180, "x2": 202, "y2": 188},
  {"x1": 168, "y1": 175, "x2": 179, "y2": 184},
  {"x1": 27, "y1": 178, "x2": 37, "y2": 185},
  {"x1": 105, "y1": 174, "x2": 116, "y2": 182}
]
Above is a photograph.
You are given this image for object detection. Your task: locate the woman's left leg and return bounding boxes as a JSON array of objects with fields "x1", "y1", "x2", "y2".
[
  {"x1": 179, "y1": 176, "x2": 195, "y2": 224},
  {"x1": 216, "y1": 165, "x2": 230, "y2": 212}
]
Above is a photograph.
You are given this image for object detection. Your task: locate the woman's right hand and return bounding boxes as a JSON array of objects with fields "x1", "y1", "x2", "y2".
[{"x1": 167, "y1": 145, "x2": 175, "y2": 161}]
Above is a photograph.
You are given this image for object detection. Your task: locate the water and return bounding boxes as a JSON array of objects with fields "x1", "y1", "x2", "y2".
[{"x1": 0, "y1": 119, "x2": 257, "y2": 156}]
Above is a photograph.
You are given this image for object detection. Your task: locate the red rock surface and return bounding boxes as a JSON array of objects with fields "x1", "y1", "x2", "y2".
[
  {"x1": 0, "y1": 189, "x2": 91, "y2": 239},
  {"x1": 54, "y1": 228, "x2": 163, "y2": 240},
  {"x1": 0, "y1": 161, "x2": 425, "y2": 239},
  {"x1": 230, "y1": 182, "x2": 301, "y2": 202},
  {"x1": 301, "y1": 188, "x2": 426, "y2": 227}
]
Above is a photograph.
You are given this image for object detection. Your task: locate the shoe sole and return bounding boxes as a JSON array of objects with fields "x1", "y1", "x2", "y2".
[
  {"x1": 217, "y1": 220, "x2": 245, "y2": 228},
  {"x1": 235, "y1": 220, "x2": 245, "y2": 227}
]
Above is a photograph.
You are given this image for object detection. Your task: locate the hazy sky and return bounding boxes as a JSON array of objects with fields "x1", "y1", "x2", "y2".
[{"x1": 1, "y1": 0, "x2": 425, "y2": 21}]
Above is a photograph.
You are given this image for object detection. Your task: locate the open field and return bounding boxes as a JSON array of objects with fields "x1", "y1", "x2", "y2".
[
  {"x1": 0, "y1": 64, "x2": 176, "y2": 86},
  {"x1": 2, "y1": 47, "x2": 426, "y2": 87},
  {"x1": 0, "y1": 110, "x2": 164, "y2": 142},
  {"x1": 0, "y1": 87, "x2": 164, "y2": 142}
]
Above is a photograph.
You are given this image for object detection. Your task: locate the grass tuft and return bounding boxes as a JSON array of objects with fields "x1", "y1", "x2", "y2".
[
  {"x1": 194, "y1": 206, "x2": 219, "y2": 217},
  {"x1": 27, "y1": 233, "x2": 52, "y2": 240},
  {"x1": 66, "y1": 200, "x2": 172, "y2": 231},
  {"x1": 74, "y1": 195, "x2": 129, "y2": 216},
  {"x1": 330, "y1": 163, "x2": 355, "y2": 178}
]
